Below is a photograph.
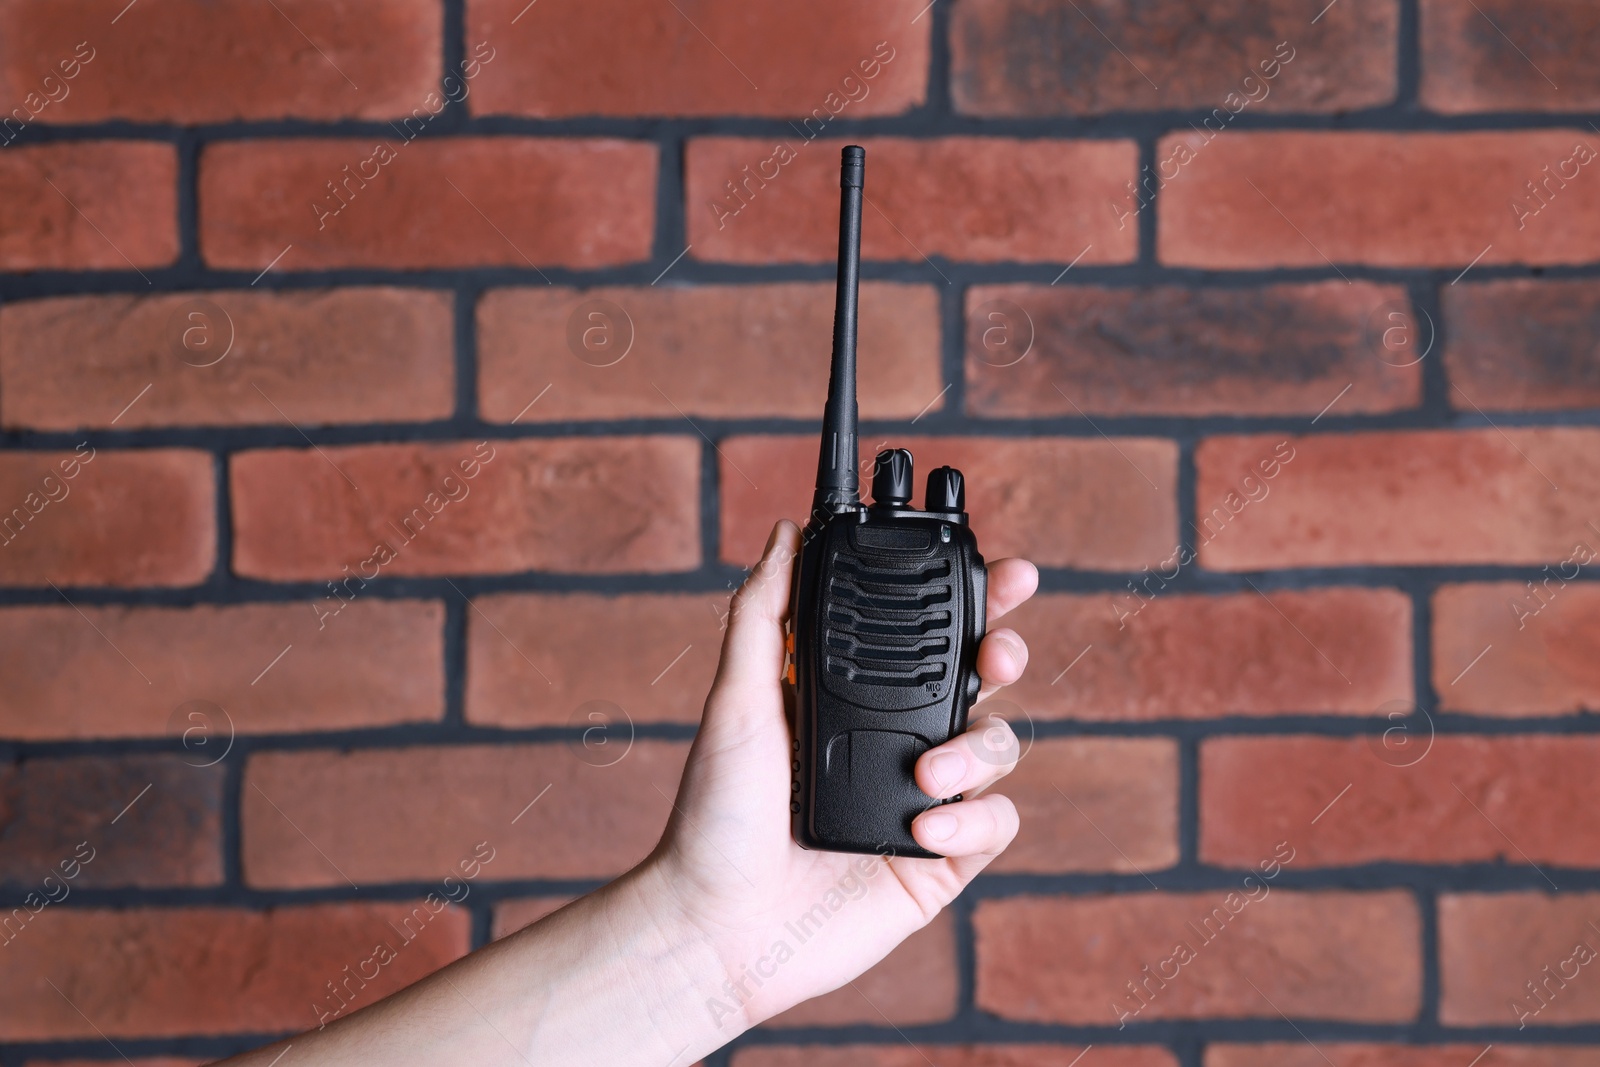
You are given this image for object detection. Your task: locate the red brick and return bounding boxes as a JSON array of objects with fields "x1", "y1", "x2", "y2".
[
  {"x1": 717, "y1": 435, "x2": 1177, "y2": 569},
  {"x1": 1208, "y1": 1046, "x2": 1600, "y2": 1067},
  {"x1": 966, "y1": 282, "x2": 1419, "y2": 418},
  {"x1": 686, "y1": 137, "x2": 1137, "y2": 264},
  {"x1": 1422, "y1": 0, "x2": 1600, "y2": 112},
  {"x1": 1440, "y1": 893, "x2": 1600, "y2": 1026},
  {"x1": 768, "y1": 912, "x2": 956, "y2": 1027},
  {"x1": 200, "y1": 138, "x2": 656, "y2": 271},
  {"x1": 231, "y1": 437, "x2": 700, "y2": 580},
  {"x1": 468, "y1": 0, "x2": 926, "y2": 117},
  {"x1": 951, "y1": 0, "x2": 1395, "y2": 115},
  {"x1": 1443, "y1": 279, "x2": 1600, "y2": 411},
  {"x1": 1202, "y1": 736, "x2": 1600, "y2": 869},
  {"x1": 735, "y1": 1048, "x2": 1174, "y2": 1067},
  {"x1": 991, "y1": 738, "x2": 1177, "y2": 873},
  {"x1": 0, "y1": 142, "x2": 175, "y2": 270},
  {"x1": 1000, "y1": 589, "x2": 1411, "y2": 721},
  {"x1": 0, "y1": 449, "x2": 212, "y2": 588},
  {"x1": 478, "y1": 283, "x2": 941, "y2": 423},
  {"x1": 24, "y1": 1060, "x2": 203, "y2": 1067},
  {"x1": 0, "y1": 904, "x2": 467, "y2": 1040},
  {"x1": 491, "y1": 897, "x2": 572, "y2": 939},
  {"x1": 0, "y1": 0, "x2": 439, "y2": 124},
  {"x1": 242, "y1": 742, "x2": 689, "y2": 887},
  {"x1": 1, "y1": 289, "x2": 453, "y2": 431},
  {"x1": 0, "y1": 755, "x2": 220, "y2": 888},
  {"x1": 1158, "y1": 131, "x2": 1600, "y2": 268},
  {"x1": 1196, "y1": 430, "x2": 1600, "y2": 568},
  {"x1": 466, "y1": 592, "x2": 727, "y2": 728},
  {"x1": 1435, "y1": 582, "x2": 1600, "y2": 715},
  {"x1": 975, "y1": 891, "x2": 1420, "y2": 1024},
  {"x1": 0, "y1": 600, "x2": 443, "y2": 741}
]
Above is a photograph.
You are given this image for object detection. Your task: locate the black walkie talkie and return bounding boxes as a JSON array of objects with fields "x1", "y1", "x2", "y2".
[{"x1": 787, "y1": 146, "x2": 987, "y2": 859}]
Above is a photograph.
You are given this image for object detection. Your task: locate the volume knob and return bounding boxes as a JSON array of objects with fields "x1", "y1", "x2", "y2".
[
  {"x1": 925, "y1": 466, "x2": 966, "y2": 512},
  {"x1": 871, "y1": 448, "x2": 914, "y2": 507}
]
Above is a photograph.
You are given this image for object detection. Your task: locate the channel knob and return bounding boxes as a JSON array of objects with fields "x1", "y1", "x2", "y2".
[
  {"x1": 925, "y1": 466, "x2": 966, "y2": 512},
  {"x1": 871, "y1": 448, "x2": 914, "y2": 507}
]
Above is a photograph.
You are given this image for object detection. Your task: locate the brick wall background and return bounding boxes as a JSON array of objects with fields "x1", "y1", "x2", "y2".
[{"x1": 1, "y1": 0, "x2": 1599, "y2": 1065}]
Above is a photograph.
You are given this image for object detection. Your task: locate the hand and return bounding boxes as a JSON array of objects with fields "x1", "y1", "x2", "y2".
[
  {"x1": 209, "y1": 518, "x2": 1036, "y2": 1067},
  {"x1": 641, "y1": 518, "x2": 1039, "y2": 1030}
]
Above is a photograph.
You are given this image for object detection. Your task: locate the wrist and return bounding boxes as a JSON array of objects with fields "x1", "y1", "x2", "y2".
[
  {"x1": 482, "y1": 855, "x2": 743, "y2": 1067},
  {"x1": 607, "y1": 857, "x2": 753, "y2": 1052},
  {"x1": 628, "y1": 851, "x2": 817, "y2": 1034}
]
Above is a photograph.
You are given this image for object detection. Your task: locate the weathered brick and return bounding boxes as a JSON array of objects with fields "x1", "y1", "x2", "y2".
[
  {"x1": 491, "y1": 897, "x2": 572, "y2": 939},
  {"x1": 1, "y1": 289, "x2": 453, "y2": 430},
  {"x1": 735, "y1": 1047, "x2": 1175, "y2": 1067},
  {"x1": 0, "y1": 0, "x2": 439, "y2": 124},
  {"x1": 231, "y1": 437, "x2": 700, "y2": 579},
  {"x1": 1434, "y1": 582, "x2": 1600, "y2": 715},
  {"x1": 0, "y1": 142, "x2": 176, "y2": 271},
  {"x1": 0, "y1": 755, "x2": 221, "y2": 887},
  {"x1": 1159, "y1": 132, "x2": 1600, "y2": 268},
  {"x1": 1196, "y1": 430, "x2": 1600, "y2": 568},
  {"x1": 990, "y1": 738, "x2": 1178, "y2": 873},
  {"x1": 1422, "y1": 0, "x2": 1600, "y2": 112},
  {"x1": 1202, "y1": 736, "x2": 1600, "y2": 868},
  {"x1": 200, "y1": 138, "x2": 656, "y2": 271},
  {"x1": 465, "y1": 592, "x2": 727, "y2": 728},
  {"x1": 975, "y1": 891, "x2": 1420, "y2": 1024},
  {"x1": 999, "y1": 590, "x2": 1410, "y2": 721},
  {"x1": 1443, "y1": 279, "x2": 1600, "y2": 411},
  {"x1": 686, "y1": 137, "x2": 1138, "y2": 264},
  {"x1": 966, "y1": 282, "x2": 1419, "y2": 418},
  {"x1": 768, "y1": 912, "x2": 956, "y2": 1027},
  {"x1": 23, "y1": 1060, "x2": 203, "y2": 1067},
  {"x1": 952, "y1": 0, "x2": 1396, "y2": 115},
  {"x1": 1440, "y1": 893, "x2": 1600, "y2": 1026},
  {"x1": 0, "y1": 600, "x2": 443, "y2": 741},
  {"x1": 717, "y1": 435, "x2": 1177, "y2": 569},
  {"x1": 242, "y1": 742, "x2": 689, "y2": 887},
  {"x1": 478, "y1": 283, "x2": 941, "y2": 423},
  {"x1": 0, "y1": 904, "x2": 468, "y2": 1039},
  {"x1": 1208, "y1": 1046, "x2": 1600, "y2": 1067},
  {"x1": 0, "y1": 449, "x2": 213, "y2": 587},
  {"x1": 467, "y1": 0, "x2": 926, "y2": 117}
]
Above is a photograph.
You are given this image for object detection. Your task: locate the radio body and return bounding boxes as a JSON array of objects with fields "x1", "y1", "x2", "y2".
[{"x1": 785, "y1": 146, "x2": 989, "y2": 858}]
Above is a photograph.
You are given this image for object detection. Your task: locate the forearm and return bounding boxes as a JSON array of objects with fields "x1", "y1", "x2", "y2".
[{"x1": 217, "y1": 861, "x2": 738, "y2": 1067}]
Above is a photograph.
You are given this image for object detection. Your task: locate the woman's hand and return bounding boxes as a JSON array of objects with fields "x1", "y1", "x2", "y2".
[
  {"x1": 642, "y1": 518, "x2": 1039, "y2": 1031},
  {"x1": 213, "y1": 518, "x2": 1037, "y2": 1067}
]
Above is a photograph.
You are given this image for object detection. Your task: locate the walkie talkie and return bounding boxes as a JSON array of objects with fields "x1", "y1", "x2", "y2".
[{"x1": 787, "y1": 146, "x2": 987, "y2": 858}]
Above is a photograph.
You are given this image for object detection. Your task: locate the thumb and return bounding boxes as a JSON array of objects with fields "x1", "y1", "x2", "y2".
[{"x1": 711, "y1": 519, "x2": 802, "y2": 695}]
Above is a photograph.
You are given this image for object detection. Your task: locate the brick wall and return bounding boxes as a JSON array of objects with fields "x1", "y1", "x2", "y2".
[{"x1": 1, "y1": 0, "x2": 1598, "y2": 1065}]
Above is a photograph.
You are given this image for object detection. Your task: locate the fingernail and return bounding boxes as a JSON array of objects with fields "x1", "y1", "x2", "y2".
[
  {"x1": 929, "y1": 751, "x2": 965, "y2": 794},
  {"x1": 920, "y1": 811, "x2": 958, "y2": 842}
]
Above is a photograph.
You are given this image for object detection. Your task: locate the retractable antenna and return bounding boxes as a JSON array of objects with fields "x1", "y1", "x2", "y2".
[{"x1": 813, "y1": 145, "x2": 865, "y2": 516}]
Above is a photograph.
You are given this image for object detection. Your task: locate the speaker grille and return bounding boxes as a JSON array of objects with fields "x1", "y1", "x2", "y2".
[{"x1": 824, "y1": 557, "x2": 953, "y2": 688}]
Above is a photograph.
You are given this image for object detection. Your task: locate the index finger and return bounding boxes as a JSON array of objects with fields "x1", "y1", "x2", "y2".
[{"x1": 986, "y1": 557, "x2": 1038, "y2": 625}]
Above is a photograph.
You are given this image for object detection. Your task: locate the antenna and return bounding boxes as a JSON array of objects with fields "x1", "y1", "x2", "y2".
[{"x1": 813, "y1": 145, "x2": 865, "y2": 516}]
